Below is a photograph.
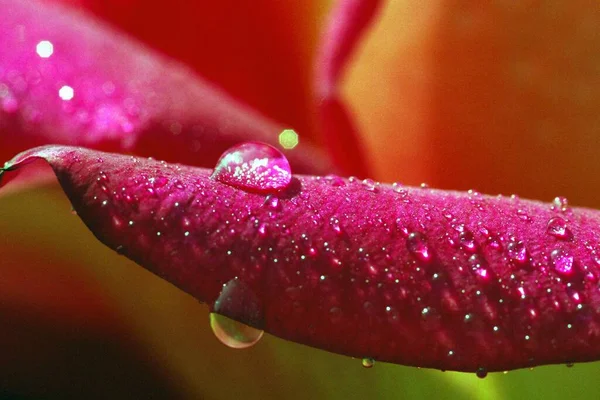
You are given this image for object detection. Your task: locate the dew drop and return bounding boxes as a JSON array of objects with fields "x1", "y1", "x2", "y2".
[
  {"x1": 459, "y1": 231, "x2": 477, "y2": 253},
  {"x1": 553, "y1": 196, "x2": 569, "y2": 212},
  {"x1": 212, "y1": 142, "x2": 292, "y2": 193},
  {"x1": 362, "y1": 358, "x2": 375, "y2": 368},
  {"x1": 547, "y1": 217, "x2": 572, "y2": 240},
  {"x1": 263, "y1": 195, "x2": 282, "y2": 211},
  {"x1": 330, "y1": 217, "x2": 344, "y2": 236},
  {"x1": 324, "y1": 175, "x2": 345, "y2": 187},
  {"x1": 209, "y1": 313, "x2": 264, "y2": 349},
  {"x1": 476, "y1": 367, "x2": 488, "y2": 379},
  {"x1": 507, "y1": 241, "x2": 528, "y2": 264},
  {"x1": 551, "y1": 249, "x2": 574, "y2": 276},
  {"x1": 211, "y1": 278, "x2": 264, "y2": 349},
  {"x1": 407, "y1": 232, "x2": 431, "y2": 262},
  {"x1": 362, "y1": 178, "x2": 378, "y2": 193}
]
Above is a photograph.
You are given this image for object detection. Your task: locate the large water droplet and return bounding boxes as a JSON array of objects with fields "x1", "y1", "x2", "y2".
[
  {"x1": 211, "y1": 278, "x2": 264, "y2": 349},
  {"x1": 407, "y1": 232, "x2": 431, "y2": 262},
  {"x1": 547, "y1": 217, "x2": 572, "y2": 240},
  {"x1": 210, "y1": 313, "x2": 264, "y2": 349},
  {"x1": 551, "y1": 249, "x2": 574, "y2": 276},
  {"x1": 212, "y1": 142, "x2": 292, "y2": 193}
]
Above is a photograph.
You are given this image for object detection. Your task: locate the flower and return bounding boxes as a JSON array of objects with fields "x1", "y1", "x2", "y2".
[{"x1": 1, "y1": 0, "x2": 600, "y2": 398}]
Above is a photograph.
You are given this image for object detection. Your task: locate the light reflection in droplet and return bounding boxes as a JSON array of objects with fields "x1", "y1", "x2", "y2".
[{"x1": 36, "y1": 40, "x2": 54, "y2": 58}]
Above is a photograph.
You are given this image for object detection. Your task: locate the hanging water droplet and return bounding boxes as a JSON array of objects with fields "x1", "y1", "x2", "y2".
[
  {"x1": 210, "y1": 313, "x2": 264, "y2": 349},
  {"x1": 476, "y1": 367, "x2": 488, "y2": 379},
  {"x1": 547, "y1": 217, "x2": 572, "y2": 240},
  {"x1": 212, "y1": 142, "x2": 292, "y2": 193},
  {"x1": 551, "y1": 248, "x2": 574, "y2": 276},
  {"x1": 211, "y1": 278, "x2": 264, "y2": 349},
  {"x1": 407, "y1": 232, "x2": 431, "y2": 262},
  {"x1": 362, "y1": 357, "x2": 375, "y2": 368}
]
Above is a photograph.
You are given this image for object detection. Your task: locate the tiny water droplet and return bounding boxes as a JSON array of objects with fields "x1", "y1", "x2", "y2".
[
  {"x1": 507, "y1": 241, "x2": 528, "y2": 264},
  {"x1": 209, "y1": 313, "x2": 264, "y2": 349},
  {"x1": 516, "y1": 209, "x2": 531, "y2": 221},
  {"x1": 407, "y1": 232, "x2": 431, "y2": 262},
  {"x1": 324, "y1": 175, "x2": 345, "y2": 187},
  {"x1": 547, "y1": 217, "x2": 572, "y2": 240},
  {"x1": 459, "y1": 231, "x2": 477, "y2": 252},
  {"x1": 212, "y1": 142, "x2": 292, "y2": 193},
  {"x1": 566, "y1": 363, "x2": 574, "y2": 368},
  {"x1": 362, "y1": 358, "x2": 375, "y2": 368},
  {"x1": 552, "y1": 196, "x2": 569, "y2": 212},
  {"x1": 476, "y1": 367, "x2": 488, "y2": 379},
  {"x1": 551, "y1": 248, "x2": 574, "y2": 276},
  {"x1": 362, "y1": 178, "x2": 378, "y2": 192},
  {"x1": 330, "y1": 217, "x2": 344, "y2": 236},
  {"x1": 263, "y1": 195, "x2": 282, "y2": 211}
]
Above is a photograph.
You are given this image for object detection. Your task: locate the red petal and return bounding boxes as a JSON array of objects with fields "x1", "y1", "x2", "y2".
[
  {"x1": 315, "y1": 0, "x2": 382, "y2": 177},
  {"x1": 55, "y1": 0, "x2": 320, "y2": 144},
  {"x1": 4, "y1": 145, "x2": 600, "y2": 373},
  {"x1": 0, "y1": 0, "x2": 330, "y2": 178}
]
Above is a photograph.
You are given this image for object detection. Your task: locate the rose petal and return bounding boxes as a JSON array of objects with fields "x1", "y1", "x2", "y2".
[
  {"x1": 67, "y1": 0, "x2": 322, "y2": 143},
  {"x1": 4, "y1": 145, "x2": 600, "y2": 372},
  {"x1": 0, "y1": 0, "x2": 331, "y2": 181},
  {"x1": 315, "y1": 0, "x2": 382, "y2": 177}
]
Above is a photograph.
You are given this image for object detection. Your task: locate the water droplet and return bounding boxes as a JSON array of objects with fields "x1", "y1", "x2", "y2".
[
  {"x1": 212, "y1": 142, "x2": 292, "y2": 194},
  {"x1": 516, "y1": 209, "x2": 531, "y2": 221},
  {"x1": 486, "y1": 233, "x2": 503, "y2": 250},
  {"x1": 407, "y1": 232, "x2": 431, "y2": 262},
  {"x1": 476, "y1": 367, "x2": 488, "y2": 379},
  {"x1": 547, "y1": 217, "x2": 572, "y2": 240},
  {"x1": 324, "y1": 175, "x2": 345, "y2": 187},
  {"x1": 263, "y1": 195, "x2": 282, "y2": 211},
  {"x1": 566, "y1": 363, "x2": 574, "y2": 368},
  {"x1": 362, "y1": 358, "x2": 375, "y2": 368},
  {"x1": 551, "y1": 249, "x2": 574, "y2": 276},
  {"x1": 459, "y1": 231, "x2": 477, "y2": 252},
  {"x1": 507, "y1": 241, "x2": 528, "y2": 264},
  {"x1": 330, "y1": 217, "x2": 344, "y2": 236},
  {"x1": 552, "y1": 196, "x2": 569, "y2": 212},
  {"x1": 210, "y1": 313, "x2": 264, "y2": 349},
  {"x1": 362, "y1": 179, "x2": 378, "y2": 192},
  {"x1": 211, "y1": 278, "x2": 264, "y2": 349}
]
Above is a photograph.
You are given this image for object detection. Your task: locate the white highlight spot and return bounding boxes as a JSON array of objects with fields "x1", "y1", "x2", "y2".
[
  {"x1": 58, "y1": 85, "x2": 74, "y2": 101},
  {"x1": 36, "y1": 40, "x2": 54, "y2": 58}
]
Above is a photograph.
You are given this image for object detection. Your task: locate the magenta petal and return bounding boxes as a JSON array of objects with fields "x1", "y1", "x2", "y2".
[
  {"x1": 4, "y1": 145, "x2": 600, "y2": 373},
  {"x1": 314, "y1": 0, "x2": 382, "y2": 177},
  {"x1": 0, "y1": 0, "x2": 330, "y2": 176}
]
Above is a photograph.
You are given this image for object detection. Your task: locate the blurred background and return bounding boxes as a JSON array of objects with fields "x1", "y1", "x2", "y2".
[{"x1": 1, "y1": 0, "x2": 600, "y2": 398}]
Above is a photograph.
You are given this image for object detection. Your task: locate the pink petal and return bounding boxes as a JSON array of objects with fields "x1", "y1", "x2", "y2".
[
  {"x1": 0, "y1": 0, "x2": 330, "y2": 178},
  {"x1": 314, "y1": 0, "x2": 382, "y2": 177},
  {"x1": 4, "y1": 145, "x2": 600, "y2": 373}
]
